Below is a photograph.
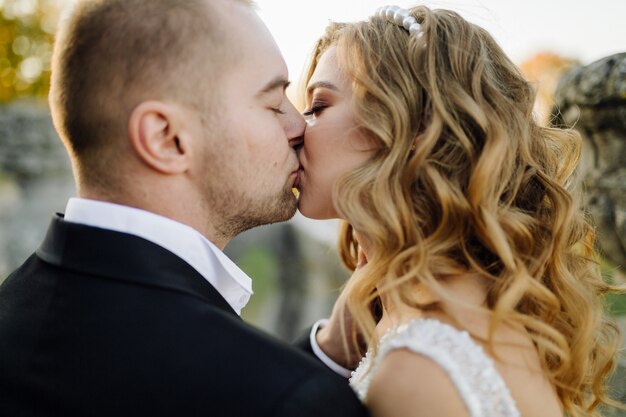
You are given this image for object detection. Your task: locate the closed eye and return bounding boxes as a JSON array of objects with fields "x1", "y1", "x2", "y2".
[{"x1": 302, "y1": 105, "x2": 326, "y2": 118}]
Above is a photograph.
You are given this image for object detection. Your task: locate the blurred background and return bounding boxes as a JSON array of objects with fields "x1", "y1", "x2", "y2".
[{"x1": 0, "y1": 0, "x2": 625, "y2": 411}]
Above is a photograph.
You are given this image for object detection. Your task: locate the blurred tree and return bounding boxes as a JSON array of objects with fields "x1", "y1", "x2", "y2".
[
  {"x1": 519, "y1": 51, "x2": 578, "y2": 126},
  {"x1": 0, "y1": 0, "x2": 70, "y2": 102}
]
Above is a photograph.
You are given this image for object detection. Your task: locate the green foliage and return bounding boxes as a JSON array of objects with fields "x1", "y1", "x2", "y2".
[
  {"x1": 237, "y1": 247, "x2": 279, "y2": 323},
  {"x1": 601, "y1": 258, "x2": 626, "y2": 316},
  {"x1": 0, "y1": 0, "x2": 67, "y2": 102},
  {"x1": 605, "y1": 293, "x2": 626, "y2": 316}
]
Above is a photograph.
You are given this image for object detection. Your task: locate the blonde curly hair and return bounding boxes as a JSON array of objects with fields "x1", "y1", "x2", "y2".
[{"x1": 302, "y1": 6, "x2": 622, "y2": 416}]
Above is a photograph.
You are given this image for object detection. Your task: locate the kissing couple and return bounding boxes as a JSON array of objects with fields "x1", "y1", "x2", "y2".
[{"x1": 0, "y1": 1, "x2": 621, "y2": 417}]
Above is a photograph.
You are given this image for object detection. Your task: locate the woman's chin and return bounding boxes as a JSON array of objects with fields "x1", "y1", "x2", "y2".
[
  {"x1": 297, "y1": 202, "x2": 338, "y2": 220},
  {"x1": 296, "y1": 203, "x2": 320, "y2": 219},
  {"x1": 296, "y1": 187, "x2": 340, "y2": 220},
  {"x1": 296, "y1": 197, "x2": 322, "y2": 220}
]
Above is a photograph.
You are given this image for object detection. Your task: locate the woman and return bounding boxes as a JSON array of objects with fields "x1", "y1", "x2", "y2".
[{"x1": 296, "y1": 5, "x2": 622, "y2": 417}]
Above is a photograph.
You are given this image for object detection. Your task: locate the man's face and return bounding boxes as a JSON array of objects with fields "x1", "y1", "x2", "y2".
[{"x1": 190, "y1": 1, "x2": 304, "y2": 238}]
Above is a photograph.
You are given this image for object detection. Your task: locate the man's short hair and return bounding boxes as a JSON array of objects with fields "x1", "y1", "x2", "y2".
[{"x1": 49, "y1": 0, "x2": 247, "y2": 182}]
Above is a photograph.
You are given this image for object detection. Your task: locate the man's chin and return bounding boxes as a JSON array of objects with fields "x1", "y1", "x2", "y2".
[
  {"x1": 276, "y1": 190, "x2": 298, "y2": 221},
  {"x1": 256, "y1": 187, "x2": 298, "y2": 226}
]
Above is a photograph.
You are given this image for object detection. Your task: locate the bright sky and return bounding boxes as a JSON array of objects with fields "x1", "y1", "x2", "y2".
[{"x1": 255, "y1": 0, "x2": 626, "y2": 86}]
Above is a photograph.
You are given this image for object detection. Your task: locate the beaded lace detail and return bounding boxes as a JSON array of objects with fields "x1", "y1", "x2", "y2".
[{"x1": 349, "y1": 318, "x2": 520, "y2": 417}]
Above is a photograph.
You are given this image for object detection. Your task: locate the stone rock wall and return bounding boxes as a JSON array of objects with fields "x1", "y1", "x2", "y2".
[
  {"x1": 0, "y1": 101, "x2": 75, "y2": 275},
  {"x1": 553, "y1": 52, "x2": 626, "y2": 269},
  {"x1": 553, "y1": 52, "x2": 626, "y2": 415}
]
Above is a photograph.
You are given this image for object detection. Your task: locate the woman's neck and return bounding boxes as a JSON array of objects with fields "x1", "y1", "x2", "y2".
[{"x1": 376, "y1": 272, "x2": 490, "y2": 334}]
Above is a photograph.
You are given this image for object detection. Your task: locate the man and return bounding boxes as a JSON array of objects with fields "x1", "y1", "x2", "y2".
[{"x1": 0, "y1": 0, "x2": 367, "y2": 415}]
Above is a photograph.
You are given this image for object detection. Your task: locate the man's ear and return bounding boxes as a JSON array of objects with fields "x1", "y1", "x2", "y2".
[{"x1": 128, "y1": 101, "x2": 191, "y2": 174}]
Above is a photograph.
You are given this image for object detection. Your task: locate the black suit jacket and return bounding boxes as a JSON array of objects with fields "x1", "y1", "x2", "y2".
[{"x1": 0, "y1": 216, "x2": 367, "y2": 417}]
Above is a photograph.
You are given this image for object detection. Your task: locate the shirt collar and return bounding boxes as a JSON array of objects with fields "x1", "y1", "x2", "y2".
[{"x1": 63, "y1": 197, "x2": 252, "y2": 315}]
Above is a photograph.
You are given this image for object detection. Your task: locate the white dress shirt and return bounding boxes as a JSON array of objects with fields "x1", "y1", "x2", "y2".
[{"x1": 63, "y1": 197, "x2": 351, "y2": 376}]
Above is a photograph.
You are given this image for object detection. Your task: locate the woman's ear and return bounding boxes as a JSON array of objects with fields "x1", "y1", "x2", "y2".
[{"x1": 128, "y1": 101, "x2": 191, "y2": 174}]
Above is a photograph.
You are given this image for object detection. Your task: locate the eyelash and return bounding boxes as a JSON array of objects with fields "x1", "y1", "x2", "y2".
[
  {"x1": 303, "y1": 104, "x2": 326, "y2": 117},
  {"x1": 271, "y1": 107, "x2": 286, "y2": 115}
]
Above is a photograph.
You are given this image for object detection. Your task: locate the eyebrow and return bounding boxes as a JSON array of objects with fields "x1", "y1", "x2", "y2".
[
  {"x1": 307, "y1": 81, "x2": 339, "y2": 97},
  {"x1": 257, "y1": 76, "x2": 291, "y2": 97}
]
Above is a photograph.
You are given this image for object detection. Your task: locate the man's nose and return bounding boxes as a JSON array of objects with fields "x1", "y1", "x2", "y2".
[{"x1": 282, "y1": 99, "x2": 305, "y2": 148}]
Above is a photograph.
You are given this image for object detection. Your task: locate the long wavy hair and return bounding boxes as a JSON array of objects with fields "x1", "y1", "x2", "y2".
[{"x1": 301, "y1": 6, "x2": 622, "y2": 417}]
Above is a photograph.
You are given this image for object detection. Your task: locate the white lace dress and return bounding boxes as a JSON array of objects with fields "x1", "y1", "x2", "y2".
[{"x1": 349, "y1": 318, "x2": 521, "y2": 417}]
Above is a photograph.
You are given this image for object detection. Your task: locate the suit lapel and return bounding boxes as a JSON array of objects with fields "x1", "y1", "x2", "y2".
[{"x1": 36, "y1": 215, "x2": 239, "y2": 318}]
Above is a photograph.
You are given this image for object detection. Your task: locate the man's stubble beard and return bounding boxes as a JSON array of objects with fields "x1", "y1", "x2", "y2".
[
  {"x1": 214, "y1": 181, "x2": 297, "y2": 239},
  {"x1": 197, "y1": 156, "x2": 297, "y2": 240},
  {"x1": 196, "y1": 118, "x2": 298, "y2": 241}
]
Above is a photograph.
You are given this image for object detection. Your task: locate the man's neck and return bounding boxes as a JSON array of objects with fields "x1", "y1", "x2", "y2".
[{"x1": 76, "y1": 189, "x2": 231, "y2": 250}]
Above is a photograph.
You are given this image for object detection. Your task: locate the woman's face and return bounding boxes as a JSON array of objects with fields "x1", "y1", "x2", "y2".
[{"x1": 297, "y1": 47, "x2": 377, "y2": 219}]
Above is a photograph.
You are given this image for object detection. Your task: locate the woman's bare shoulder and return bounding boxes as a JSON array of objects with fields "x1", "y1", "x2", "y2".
[{"x1": 365, "y1": 348, "x2": 470, "y2": 417}]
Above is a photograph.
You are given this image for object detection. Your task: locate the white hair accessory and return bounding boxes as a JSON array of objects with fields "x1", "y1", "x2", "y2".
[{"x1": 375, "y1": 5, "x2": 423, "y2": 38}]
